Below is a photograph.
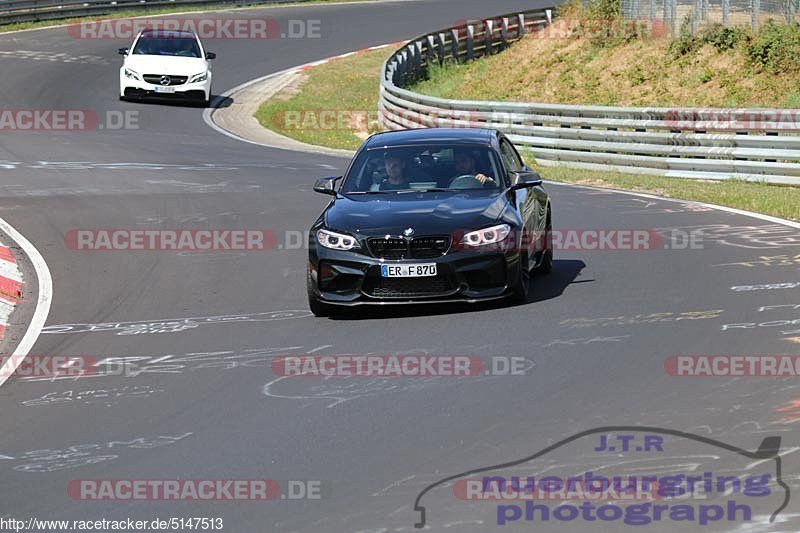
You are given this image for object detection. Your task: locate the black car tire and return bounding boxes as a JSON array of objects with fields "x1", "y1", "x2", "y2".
[
  {"x1": 511, "y1": 253, "x2": 530, "y2": 303},
  {"x1": 308, "y1": 295, "x2": 336, "y2": 317},
  {"x1": 534, "y1": 210, "x2": 553, "y2": 275},
  {"x1": 307, "y1": 269, "x2": 335, "y2": 317}
]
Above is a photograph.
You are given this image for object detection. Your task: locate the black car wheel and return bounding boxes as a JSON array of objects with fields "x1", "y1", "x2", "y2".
[
  {"x1": 510, "y1": 253, "x2": 530, "y2": 303},
  {"x1": 308, "y1": 295, "x2": 335, "y2": 317},
  {"x1": 307, "y1": 269, "x2": 336, "y2": 317},
  {"x1": 535, "y1": 210, "x2": 553, "y2": 275}
]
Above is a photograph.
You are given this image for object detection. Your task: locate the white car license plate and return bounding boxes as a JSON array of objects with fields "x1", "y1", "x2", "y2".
[
  {"x1": 381, "y1": 264, "x2": 437, "y2": 278},
  {"x1": 154, "y1": 86, "x2": 176, "y2": 94}
]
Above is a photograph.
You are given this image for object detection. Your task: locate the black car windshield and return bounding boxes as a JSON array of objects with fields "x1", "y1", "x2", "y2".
[
  {"x1": 340, "y1": 144, "x2": 504, "y2": 194},
  {"x1": 132, "y1": 34, "x2": 202, "y2": 57}
]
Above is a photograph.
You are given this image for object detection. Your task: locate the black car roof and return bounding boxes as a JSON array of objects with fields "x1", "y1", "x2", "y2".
[{"x1": 363, "y1": 128, "x2": 496, "y2": 149}]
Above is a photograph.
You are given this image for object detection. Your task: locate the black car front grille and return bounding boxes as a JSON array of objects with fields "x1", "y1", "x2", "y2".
[
  {"x1": 367, "y1": 236, "x2": 450, "y2": 260},
  {"x1": 410, "y1": 236, "x2": 450, "y2": 258},
  {"x1": 143, "y1": 74, "x2": 188, "y2": 86},
  {"x1": 365, "y1": 274, "x2": 457, "y2": 298},
  {"x1": 367, "y1": 238, "x2": 408, "y2": 260}
]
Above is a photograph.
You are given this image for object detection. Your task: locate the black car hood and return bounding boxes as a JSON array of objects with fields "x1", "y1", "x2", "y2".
[{"x1": 324, "y1": 192, "x2": 511, "y2": 237}]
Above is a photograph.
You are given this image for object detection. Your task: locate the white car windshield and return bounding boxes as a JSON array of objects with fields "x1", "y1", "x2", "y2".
[{"x1": 132, "y1": 33, "x2": 202, "y2": 58}]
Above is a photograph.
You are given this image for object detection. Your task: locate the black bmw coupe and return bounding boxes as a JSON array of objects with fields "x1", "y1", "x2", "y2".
[{"x1": 307, "y1": 128, "x2": 552, "y2": 316}]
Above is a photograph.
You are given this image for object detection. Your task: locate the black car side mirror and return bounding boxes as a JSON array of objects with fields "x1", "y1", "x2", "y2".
[
  {"x1": 314, "y1": 176, "x2": 342, "y2": 196},
  {"x1": 118, "y1": 48, "x2": 129, "y2": 55},
  {"x1": 206, "y1": 52, "x2": 216, "y2": 60},
  {"x1": 508, "y1": 170, "x2": 543, "y2": 191}
]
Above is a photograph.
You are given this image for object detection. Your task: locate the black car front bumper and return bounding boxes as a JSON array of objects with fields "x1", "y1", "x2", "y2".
[{"x1": 308, "y1": 244, "x2": 524, "y2": 306}]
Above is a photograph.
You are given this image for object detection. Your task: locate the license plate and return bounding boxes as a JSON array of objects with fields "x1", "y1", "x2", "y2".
[
  {"x1": 381, "y1": 264, "x2": 437, "y2": 278},
  {"x1": 154, "y1": 86, "x2": 175, "y2": 93}
]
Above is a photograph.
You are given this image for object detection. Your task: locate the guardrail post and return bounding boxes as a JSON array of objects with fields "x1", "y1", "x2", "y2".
[
  {"x1": 500, "y1": 17, "x2": 510, "y2": 50},
  {"x1": 722, "y1": 0, "x2": 729, "y2": 25},
  {"x1": 517, "y1": 14, "x2": 526, "y2": 38},
  {"x1": 436, "y1": 32, "x2": 446, "y2": 63},
  {"x1": 399, "y1": 49, "x2": 409, "y2": 85},
  {"x1": 450, "y1": 28, "x2": 460, "y2": 63},
  {"x1": 425, "y1": 35, "x2": 435, "y2": 64},
  {"x1": 485, "y1": 19, "x2": 494, "y2": 56},
  {"x1": 466, "y1": 24, "x2": 474, "y2": 61},
  {"x1": 409, "y1": 42, "x2": 422, "y2": 81}
]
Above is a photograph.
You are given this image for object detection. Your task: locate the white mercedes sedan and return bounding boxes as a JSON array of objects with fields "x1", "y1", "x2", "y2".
[{"x1": 119, "y1": 29, "x2": 215, "y2": 106}]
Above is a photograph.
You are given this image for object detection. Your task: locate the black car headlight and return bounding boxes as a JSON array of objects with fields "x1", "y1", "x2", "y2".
[
  {"x1": 124, "y1": 68, "x2": 140, "y2": 80},
  {"x1": 316, "y1": 229, "x2": 360, "y2": 251},
  {"x1": 462, "y1": 224, "x2": 511, "y2": 247}
]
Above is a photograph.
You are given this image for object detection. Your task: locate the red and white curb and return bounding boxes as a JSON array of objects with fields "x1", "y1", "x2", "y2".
[
  {"x1": 0, "y1": 240, "x2": 23, "y2": 341},
  {"x1": 0, "y1": 217, "x2": 53, "y2": 388}
]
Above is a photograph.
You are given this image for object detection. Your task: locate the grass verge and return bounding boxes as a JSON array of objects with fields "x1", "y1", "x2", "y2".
[
  {"x1": 254, "y1": 46, "x2": 391, "y2": 150},
  {"x1": 409, "y1": 3, "x2": 800, "y2": 107}
]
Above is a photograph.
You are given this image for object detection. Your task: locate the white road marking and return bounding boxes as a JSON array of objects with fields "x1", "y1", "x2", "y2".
[
  {"x1": 0, "y1": 216, "x2": 53, "y2": 388},
  {"x1": 548, "y1": 181, "x2": 800, "y2": 229}
]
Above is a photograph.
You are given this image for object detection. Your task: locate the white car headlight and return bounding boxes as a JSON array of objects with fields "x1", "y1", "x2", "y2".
[
  {"x1": 317, "y1": 229, "x2": 359, "y2": 251},
  {"x1": 123, "y1": 67, "x2": 140, "y2": 80},
  {"x1": 189, "y1": 71, "x2": 208, "y2": 83},
  {"x1": 462, "y1": 224, "x2": 511, "y2": 247}
]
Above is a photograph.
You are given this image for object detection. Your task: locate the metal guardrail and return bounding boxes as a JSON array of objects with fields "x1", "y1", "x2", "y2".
[
  {"x1": 0, "y1": 0, "x2": 294, "y2": 25},
  {"x1": 378, "y1": 7, "x2": 800, "y2": 184}
]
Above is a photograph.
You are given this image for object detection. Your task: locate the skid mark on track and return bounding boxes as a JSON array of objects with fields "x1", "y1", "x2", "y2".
[
  {"x1": 16, "y1": 346, "x2": 306, "y2": 382},
  {"x1": 714, "y1": 254, "x2": 800, "y2": 268},
  {"x1": 41, "y1": 309, "x2": 311, "y2": 336},
  {"x1": 2, "y1": 432, "x2": 192, "y2": 473},
  {"x1": 262, "y1": 367, "x2": 501, "y2": 409},
  {"x1": 0, "y1": 50, "x2": 109, "y2": 64},
  {"x1": 21, "y1": 385, "x2": 163, "y2": 407},
  {"x1": 655, "y1": 223, "x2": 800, "y2": 249}
]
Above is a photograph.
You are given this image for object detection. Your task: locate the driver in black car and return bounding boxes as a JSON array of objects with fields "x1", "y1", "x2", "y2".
[
  {"x1": 452, "y1": 148, "x2": 495, "y2": 186},
  {"x1": 375, "y1": 153, "x2": 411, "y2": 191}
]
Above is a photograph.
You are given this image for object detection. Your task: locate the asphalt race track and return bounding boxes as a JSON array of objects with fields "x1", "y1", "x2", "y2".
[{"x1": 1, "y1": 0, "x2": 800, "y2": 531}]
